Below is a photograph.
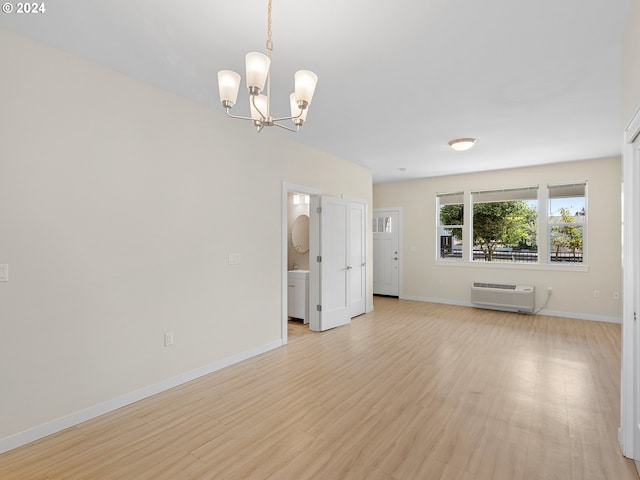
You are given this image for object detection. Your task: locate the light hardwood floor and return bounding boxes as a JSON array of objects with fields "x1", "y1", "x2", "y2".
[{"x1": 2, "y1": 297, "x2": 638, "y2": 479}]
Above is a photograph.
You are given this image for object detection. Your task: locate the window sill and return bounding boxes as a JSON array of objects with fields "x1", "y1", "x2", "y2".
[{"x1": 434, "y1": 260, "x2": 589, "y2": 273}]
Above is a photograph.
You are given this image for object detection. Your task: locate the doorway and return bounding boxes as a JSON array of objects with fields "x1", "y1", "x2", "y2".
[
  {"x1": 373, "y1": 208, "x2": 401, "y2": 297},
  {"x1": 282, "y1": 184, "x2": 368, "y2": 343},
  {"x1": 282, "y1": 184, "x2": 321, "y2": 344}
]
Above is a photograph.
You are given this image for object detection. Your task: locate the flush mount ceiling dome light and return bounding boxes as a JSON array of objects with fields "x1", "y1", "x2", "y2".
[
  {"x1": 217, "y1": 0, "x2": 318, "y2": 133},
  {"x1": 448, "y1": 138, "x2": 477, "y2": 151}
]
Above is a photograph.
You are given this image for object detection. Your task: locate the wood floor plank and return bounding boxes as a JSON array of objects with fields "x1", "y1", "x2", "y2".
[{"x1": 1, "y1": 297, "x2": 638, "y2": 479}]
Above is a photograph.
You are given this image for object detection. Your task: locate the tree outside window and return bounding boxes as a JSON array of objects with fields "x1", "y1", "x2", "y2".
[
  {"x1": 471, "y1": 200, "x2": 537, "y2": 261},
  {"x1": 548, "y1": 183, "x2": 586, "y2": 263},
  {"x1": 470, "y1": 187, "x2": 538, "y2": 262}
]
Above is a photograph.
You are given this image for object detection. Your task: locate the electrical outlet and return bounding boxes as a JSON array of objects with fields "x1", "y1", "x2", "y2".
[
  {"x1": 228, "y1": 253, "x2": 242, "y2": 265},
  {"x1": 164, "y1": 332, "x2": 174, "y2": 347},
  {"x1": 593, "y1": 290, "x2": 600, "y2": 298},
  {"x1": 547, "y1": 286, "x2": 553, "y2": 294}
]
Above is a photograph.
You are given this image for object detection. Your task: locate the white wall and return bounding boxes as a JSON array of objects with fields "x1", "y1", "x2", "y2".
[
  {"x1": 373, "y1": 157, "x2": 622, "y2": 322},
  {"x1": 0, "y1": 28, "x2": 372, "y2": 448}
]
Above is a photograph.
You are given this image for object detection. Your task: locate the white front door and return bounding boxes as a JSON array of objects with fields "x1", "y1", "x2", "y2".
[
  {"x1": 315, "y1": 196, "x2": 351, "y2": 331},
  {"x1": 349, "y1": 201, "x2": 366, "y2": 317},
  {"x1": 373, "y1": 209, "x2": 400, "y2": 296}
]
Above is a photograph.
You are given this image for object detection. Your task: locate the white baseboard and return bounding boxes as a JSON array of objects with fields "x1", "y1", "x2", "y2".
[
  {"x1": 619, "y1": 427, "x2": 624, "y2": 453},
  {"x1": 539, "y1": 309, "x2": 620, "y2": 324},
  {"x1": 400, "y1": 296, "x2": 621, "y2": 324},
  {"x1": 0, "y1": 339, "x2": 283, "y2": 454},
  {"x1": 401, "y1": 295, "x2": 470, "y2": 308}
]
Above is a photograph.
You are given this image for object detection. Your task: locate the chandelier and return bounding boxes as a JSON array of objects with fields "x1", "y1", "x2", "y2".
[{"x1": 217, "y1": 0, "x2": 318, "y2": 133}]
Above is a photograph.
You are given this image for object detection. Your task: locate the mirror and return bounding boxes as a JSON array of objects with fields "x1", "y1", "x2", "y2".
[{"x1": 292, "y1": 214, "x2": 310, "y2": 253}]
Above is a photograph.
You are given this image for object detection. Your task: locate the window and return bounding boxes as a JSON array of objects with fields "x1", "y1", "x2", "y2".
[
  {"x1": 436, "y1": 183, "x2": 587, "y2": 266},
  {"x1": 470, "y1": 186, "x2": 538, "y2": 263},
  {"x1": 437, "y1": 192, "x2": 464, "y2": 260},
  {"x1": 373, "y1": 216, "x2": 392, "y2": 233},
  {"x1": 548, "y1": 182, "x2": 586, "y2": 263}
]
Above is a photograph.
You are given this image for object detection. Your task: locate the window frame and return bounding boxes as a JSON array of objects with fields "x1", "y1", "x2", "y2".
[
  {"x1": 435, "y1": 182, "x2": 588, "y2": 269},
  {"x1": 470, "y1": 186, "x2": 539, "y2": 264},
  {"x1": 436, "y1": 192, "x2": 465, "y2": 262},
  {"x1": 547, "y1": 182, "x2": 587, "y2": 265}
]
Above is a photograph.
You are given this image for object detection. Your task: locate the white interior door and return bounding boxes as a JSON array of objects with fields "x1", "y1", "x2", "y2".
[
  {"x1": 349, "y1": 201, "x2": 366, "y2": 317},
  {"x1": 373, "y1": 209, "x2": 399, "y2": 296},
  {"x1": 632, "y1": 133, "x2": 640, "y2": 463},
  {"x1": 622, "y1": 111, "x2": 640, "y2": 463},
  {"x1": 316, "y1": 196, "x2": 351, "y2": 331}
]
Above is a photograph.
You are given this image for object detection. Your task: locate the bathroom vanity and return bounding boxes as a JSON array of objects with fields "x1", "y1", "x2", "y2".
[{"x1": 287, "y1": 270, "x2": 309, "y2": 324}]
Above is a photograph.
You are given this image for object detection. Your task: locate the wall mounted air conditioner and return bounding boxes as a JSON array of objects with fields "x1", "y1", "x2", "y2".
[{"x1": 471, "y1": 282, "x2": 535, "y2": 313}]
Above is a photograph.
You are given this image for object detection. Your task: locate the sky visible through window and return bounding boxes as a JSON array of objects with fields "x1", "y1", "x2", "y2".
[
  {"x1": 549, "y1": 197, "x2": 585, "y2": 216},
  {"x1": 523, "y1": 197, "x2": 585, "y2": 215}
]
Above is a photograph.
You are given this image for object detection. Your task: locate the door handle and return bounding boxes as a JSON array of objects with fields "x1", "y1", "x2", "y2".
[
  {"x1": 346, "y1": 265, "x2": 353, "y2": 270},
  {"x1": 393, "y1": 257, "x2": 398, "y2": 261}
]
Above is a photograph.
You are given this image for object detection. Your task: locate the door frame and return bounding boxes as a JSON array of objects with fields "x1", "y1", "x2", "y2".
[
  {"x1": 621, "y1": 105, "x2": 640, "y2": 462},
  {"x1": 282, "y1": 182, "x2": 322, "y2": 345},
  {"x1": 372, "y1": 207, "x2": 403, "y2": 298}
]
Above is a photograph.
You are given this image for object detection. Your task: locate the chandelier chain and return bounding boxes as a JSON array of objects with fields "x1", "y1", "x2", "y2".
[
  {"x1": 266, "y1": 0, "x2": 273, "y2": 57},
  {"x1": 265, "y1": 0, "x2": 273, "y2": 118}
]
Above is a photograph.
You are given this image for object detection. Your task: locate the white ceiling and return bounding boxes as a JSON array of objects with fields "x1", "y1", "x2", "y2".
[{"x1": 0, "y1": 0, "x2": 633, "y2": 182}]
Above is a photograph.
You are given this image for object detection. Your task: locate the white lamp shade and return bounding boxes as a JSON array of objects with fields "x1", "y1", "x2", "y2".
[
  {"x1": 250, "y1": 94, "x2": 268, "y2": 121},
  {"x1": 294, "y1": 70, "x2": 318, "y2": 105},
  {"x1": 245, "y1": 52, "x2": 271, "y2": 92},
  {"x1": 290, "y1": 93, "x2": 308, "y2": 123},
  {"x1": 218, "y1": 70, "x2": 241, "y2": 106}
]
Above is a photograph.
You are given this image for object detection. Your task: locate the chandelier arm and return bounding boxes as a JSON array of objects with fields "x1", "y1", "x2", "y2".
[
  {"x1": 224, "y1": 108, "x2": 254, "y2": 121},
  {"x1": 273, "y1": 122, "x2": 299, "y2": 132},
  {"x1": 272, "y1": 109, "x2": 305, "y2": 123},
  {"x1": 251, "y1": 94, "x2": 267, "y2": 121},
  {"x1": 272, "y1": 115, "x2": 303, "y2": 122}
]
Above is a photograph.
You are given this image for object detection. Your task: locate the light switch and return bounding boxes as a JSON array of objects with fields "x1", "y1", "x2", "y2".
[
  {"x1": 228, "y1": 253, "x2": 242, "y2": 265},
  {"x1": 0, "y1": 264, "x2": 7, "y2": 282}
]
